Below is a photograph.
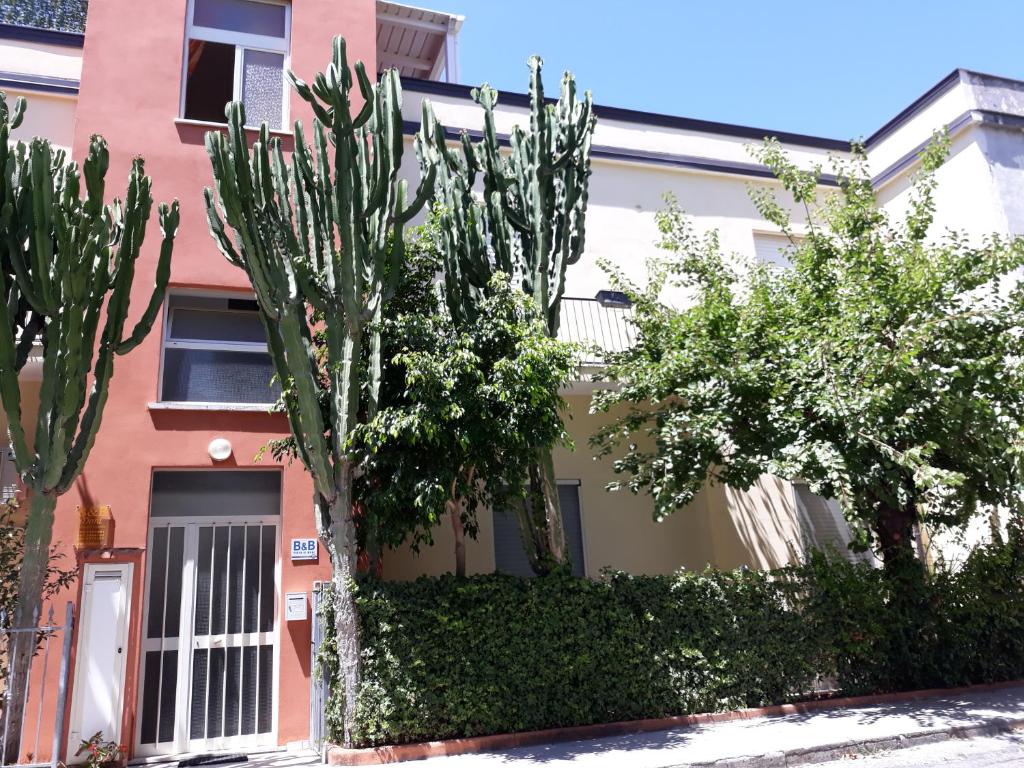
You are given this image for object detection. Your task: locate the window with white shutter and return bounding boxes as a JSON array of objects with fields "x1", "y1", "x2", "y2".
[
  {"x1": 752, "y1": 232, "x2": 798, "y2": 268},
  {"x1": 793, "y1": 482, "x2": 864, "y2": 562}
]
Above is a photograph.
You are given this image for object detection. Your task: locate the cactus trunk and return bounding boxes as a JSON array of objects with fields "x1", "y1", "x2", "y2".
[
  {"x1": 0, "y1": 92, "x2": 177, "y2": 757},
  {"x1": 429, "y1": 57, "x2": 594, "y2": 574},
  {"x1": 204, "y1": 37, "x2": 439, "y2": 744},
  {"x1": 2, "y1": 490, "x2": 55, "y2": 764},
  {"x1": 316, "y1": 489, "x2": 360, "y2": 746}
]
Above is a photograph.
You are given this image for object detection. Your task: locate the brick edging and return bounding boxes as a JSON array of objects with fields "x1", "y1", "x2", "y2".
[{"x1": 324, "y1": 678, "x2": 1024, "y2": 765}]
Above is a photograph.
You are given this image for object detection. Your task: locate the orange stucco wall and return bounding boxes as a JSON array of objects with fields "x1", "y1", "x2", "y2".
[{"x1": 19, "y1": 0, "x2": 378, "y2": 760}]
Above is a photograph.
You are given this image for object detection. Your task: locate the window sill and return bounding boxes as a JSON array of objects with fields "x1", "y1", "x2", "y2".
[
  {"x1": 148, "y1": 401, "x2": 278, "y2": 413},
  {"x1": 174, "y1": 117, "x2": 293, "y2": 138}
]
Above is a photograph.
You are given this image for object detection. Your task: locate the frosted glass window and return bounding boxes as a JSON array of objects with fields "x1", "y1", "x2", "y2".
[
  {"x1": 243, "y1": 50, "x2": 284, "y2": 130},
  {"x1": 183, "y1": 0, "x2": 289, "y2": 129},
  {"x1": 161, "y1": 293, "x2": 279, "y2": 404},
  {"x1": 152, "y1": 471, "x2": 281, "y2": 517},
  {"x1": 162, "y1": 348, "x2": 279, "y2": 403},
  {"x1": 193, "y1": 0, "x2": 287, "y2": 38},
  {"x1": 140, "y1": 650, "x2": 178, "y2": 745},
  {"x1": 146, "y1": 526, "x2": 184, "y2": 639},
  {"x1": 169, "y1": 306, "x2": 266, "y2": 344}
]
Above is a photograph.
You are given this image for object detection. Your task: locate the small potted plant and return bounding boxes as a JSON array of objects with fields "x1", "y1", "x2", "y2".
[{"x1": 75, "y1": 732, "x2": 126, "y2": 768}]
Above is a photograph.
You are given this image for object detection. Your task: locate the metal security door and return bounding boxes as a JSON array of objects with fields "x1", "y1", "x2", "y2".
[
  {"x1": 188, "y1": 522, "x2": 277, "y2": 751},
  {"x1": 137, "y1": 519, "x2": 278, "y2": 757}
]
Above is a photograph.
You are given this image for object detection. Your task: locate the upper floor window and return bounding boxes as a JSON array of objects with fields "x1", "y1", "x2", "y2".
[
  {"x1": 752, "y1": 231, "x2": 798, "y2": 269},
  {"x1": 182, "y1": 0, "x2": 290, "y2": 130},
  {"x1": 160, "y1": 294, "x2": 280, "y2": 405}
]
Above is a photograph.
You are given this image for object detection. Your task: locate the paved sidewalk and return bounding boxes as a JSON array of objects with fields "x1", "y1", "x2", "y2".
[{"x1": 398, "y1": 684, "x2": 1024, "y2": 767}]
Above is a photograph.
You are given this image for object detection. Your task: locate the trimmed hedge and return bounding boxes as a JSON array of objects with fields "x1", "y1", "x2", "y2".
[{"x1": 320, "y1": 541, "x2": 1024, "y2": 747}]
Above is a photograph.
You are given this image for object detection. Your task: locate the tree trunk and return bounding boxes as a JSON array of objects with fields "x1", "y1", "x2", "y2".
[
  {"x1": 316, "y1": 482, "x2": 360, "y2": 749},
  {"x1": 4, "y1": 490, "x2": 57, "y2": 764},
  {"x1": 875, "y1": 502, "x2": 918, "y2": 574},
  {"x1": 448, "y1": 498, "x2": 466, "y2": 578},
  {"x1": 519, "y1": 448, "x2": 567, "y2": 575}
]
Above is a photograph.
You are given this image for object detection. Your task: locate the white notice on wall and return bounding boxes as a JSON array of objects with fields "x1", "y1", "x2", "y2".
[{"x1": 291, "y1": 537, "x2": 318, "y2": 561}]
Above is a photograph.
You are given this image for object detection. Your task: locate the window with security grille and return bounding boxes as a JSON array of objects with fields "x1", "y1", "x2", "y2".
[{"x1": 160, "y1": 294, "x2": 280, "y2": 404}]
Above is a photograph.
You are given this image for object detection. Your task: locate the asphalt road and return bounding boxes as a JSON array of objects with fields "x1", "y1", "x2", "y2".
[{"x1": 805, "y1": 733, "x2": 1024, "y2": 767}]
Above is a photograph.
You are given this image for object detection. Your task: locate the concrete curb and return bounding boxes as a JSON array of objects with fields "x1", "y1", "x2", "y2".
[
  {"x1": 324, "y1": 679, "x2": 1024, "y2": 765},
  {"x1": 683, "y1": 717, "x2": 1024, "y2": 767}
]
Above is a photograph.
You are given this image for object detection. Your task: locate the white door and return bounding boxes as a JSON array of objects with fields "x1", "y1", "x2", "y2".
[{"x1": 68, "y1": 563, "x2": 133, "y2": 750}]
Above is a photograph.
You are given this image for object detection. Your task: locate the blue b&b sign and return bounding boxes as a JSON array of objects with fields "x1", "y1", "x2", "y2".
[{"x1": 291, "y1": 537, "x2": 319, "y2": 561}]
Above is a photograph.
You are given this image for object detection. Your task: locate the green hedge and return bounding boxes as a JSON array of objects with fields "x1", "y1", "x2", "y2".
[{"x1": 321, "y1": 541, "x2": 1024, "y2": 747}]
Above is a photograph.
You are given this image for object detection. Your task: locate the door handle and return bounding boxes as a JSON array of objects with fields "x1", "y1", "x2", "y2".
[{"x1": 117, "y1": 647, "x2": 122, "y2": 654}]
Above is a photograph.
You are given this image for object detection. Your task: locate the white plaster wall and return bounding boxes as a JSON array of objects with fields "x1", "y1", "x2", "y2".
[
  {"x1": 0, "y1": 39, "x2": 82, "y2": 80},
  {"x1": 411, "y1": 92, "x2": 839, "y2": 173},
  {"x1": 876, "y1": 122, "x2": 1008, "y2": 238},
  {"x1": 7, "y1": 89, "x2": 77, "y2": 150},
  {"x1": 401, "y1": 90, "x2": 825, "y2": 307},
  {"x1": 866, "y1": 78, "x2": 970, "y2": 176}
]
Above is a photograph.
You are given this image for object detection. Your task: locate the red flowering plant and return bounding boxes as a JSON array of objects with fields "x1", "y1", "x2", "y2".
[{"x1": 74, "y1": 732, "x2": 126, "y2": 768}]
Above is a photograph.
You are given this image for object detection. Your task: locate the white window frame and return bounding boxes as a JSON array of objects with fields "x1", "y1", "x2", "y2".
[
  {"x1": 180, "y1": 0, "x2": 292, "y2": 130},
  {"x1": 158, "y1": 290, "x2": 276, "y2": 406}
]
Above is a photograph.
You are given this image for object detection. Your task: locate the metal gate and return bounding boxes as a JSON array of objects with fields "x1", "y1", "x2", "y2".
[
  {"x1": 308, "y1": 582, "x2": 330, "y2": 755},
  {"x1": 0, "y1": 603, "x2": 74, "y2": 768},
  {"x1": 137, "y1": 519, "x2": 279, "y2": 757}
]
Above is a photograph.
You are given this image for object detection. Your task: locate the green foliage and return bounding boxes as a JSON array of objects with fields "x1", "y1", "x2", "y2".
[
  {"x1": 324, "y1": 541, "x2": 1024, "y2": 747},
  {"x1": 352, "y1": 225, "x2": 578, "y2": 560},
  {"x1": 797, "y1": 540, "x2": 1024, "y2": 694},
  {"x1": 592, "y1": 136, "x2": 1024, "y2": 564},
  {"x1": 346, "y1": 569, "x2": 814, "y2": 747},
  {"x1": 428, "y1": 57, "x2": 596, "y2": 574}
]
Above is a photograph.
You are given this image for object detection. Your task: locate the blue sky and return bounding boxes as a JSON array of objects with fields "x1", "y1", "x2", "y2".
[{"x1": 436, "y1": 0, "x2": 1024, "y2": 141}]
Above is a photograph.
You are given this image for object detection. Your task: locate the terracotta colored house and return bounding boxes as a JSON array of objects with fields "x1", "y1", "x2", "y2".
[{"x1": 2, "y1": 0, "x2": 1024, "y2": 762}]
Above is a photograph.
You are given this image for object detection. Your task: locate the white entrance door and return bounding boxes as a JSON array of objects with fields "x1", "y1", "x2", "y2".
[
  {"x1": 68, "y1": 563, "x2": 133, "y2": 750},
  {"x1": 136, "y1": 470, "x2": 281, "y2": 757}
]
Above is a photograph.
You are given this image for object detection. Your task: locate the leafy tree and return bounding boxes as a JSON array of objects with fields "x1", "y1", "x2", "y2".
[
  {"x1": 0, "y1": 93, "x2": 178, "y2": 759},
  {"x1": 353, "y1": 228, "x2": 577, "y2": 576},
  {"x1": 265, "y1": 226, "x2": 577, "y2": 577},
  {"x1": 592, "y1": 136, "x2": 1024, "y2": 575}
]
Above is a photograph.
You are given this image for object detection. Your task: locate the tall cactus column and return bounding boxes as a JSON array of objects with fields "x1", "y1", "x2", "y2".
[
  {"x1": 204, "y1": 37, "x2": 437, "y2": 745},
  {"x1": 431, "y1": 57, "x2": 595, "y2": 574},
  {"x1": 0, "y1": 93, "x2": 178, "y2": 762}
]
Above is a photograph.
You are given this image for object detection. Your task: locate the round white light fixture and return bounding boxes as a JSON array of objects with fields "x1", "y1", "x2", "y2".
[{"x1": 208, "y1": 438, "x2": 233, "y2": 462}]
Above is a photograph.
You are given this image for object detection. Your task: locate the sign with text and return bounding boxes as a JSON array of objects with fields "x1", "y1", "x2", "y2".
[
  {"x1": 290, "y1": 537, "x2": 318, "y2": 561},
  {"x1": 76, "y1": 505, "x2": 113, "y2": 549}
]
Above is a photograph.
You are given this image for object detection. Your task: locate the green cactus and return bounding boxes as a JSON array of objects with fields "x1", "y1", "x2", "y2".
[
  {"x1": 431, "y1": 56, "x2": 595, "y2": 574},
  {"x1": 0, "y1": 91, "x2": 178, "y2": 761},
  {"x1": 204, "y1": 37, "x2": 438, "y2": 746}
]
